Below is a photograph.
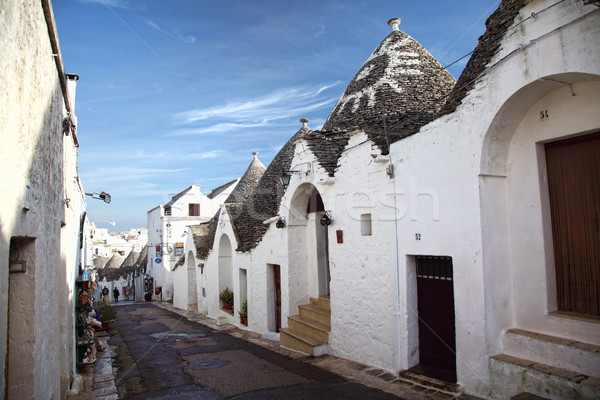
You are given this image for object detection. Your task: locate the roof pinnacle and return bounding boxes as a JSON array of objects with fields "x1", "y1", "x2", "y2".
[
  {"x1": 388, "y1": 18, "x2": 401, "y2": 31},
  {"x1": 300, "y1": 118, "x2": 310, "y2": 128}
]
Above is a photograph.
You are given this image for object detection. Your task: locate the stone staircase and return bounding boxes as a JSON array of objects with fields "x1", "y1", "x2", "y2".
[
  {"x1": 280, "y1": 297, "x2": 330, "y2": 356},
  {"x1": 489, "y1": 328, "x2": 600, "y2": 399}
]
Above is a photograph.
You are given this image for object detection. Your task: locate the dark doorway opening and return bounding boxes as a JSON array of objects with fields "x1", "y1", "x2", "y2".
[{"x1": 410, "y1": 255, "x2": 456, "y2": 383}]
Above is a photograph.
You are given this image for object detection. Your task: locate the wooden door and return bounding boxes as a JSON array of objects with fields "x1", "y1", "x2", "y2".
[
  {"x1": 546, "y1": 132, "x2": 600, "y2": 317},
  {"x1": 274, "y1": 265, "x2": 281, "y2": 332},
  {"x1": 414, "y1": 256, "x2": 456, "y2": 383}
]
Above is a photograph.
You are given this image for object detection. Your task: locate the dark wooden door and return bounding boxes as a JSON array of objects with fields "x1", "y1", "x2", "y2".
[
  {"x1": 274, "y1": 265, "x2": 281, "y2": 332},
  {"x1": 546, "y1": 132, "x2": 600, "y2": 317},
  {"x1": 415, "y1": 256, "x2": 456, "y2": 383}
]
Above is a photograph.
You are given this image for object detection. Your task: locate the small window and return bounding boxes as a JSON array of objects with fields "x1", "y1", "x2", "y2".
[
  {"x1": 360, "y1": 213, "x2": 372, "y2": 236},
  {"x1": 164, "y1": 207, "x2": 172, "y2": 216},
  {"x1": 189, "y1": 203, "x2": 200, "y2": 216},
  {"x1": 155, "y1": 245, "x2": 161, "y2": 257},
  {"x1": 175, "y1": 242, "x2": 184, "y2": 257}
]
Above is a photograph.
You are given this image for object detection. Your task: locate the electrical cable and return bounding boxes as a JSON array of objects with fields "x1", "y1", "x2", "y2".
[{"x1": 100, "y1": 2, "x2": 255, "y2": 154}]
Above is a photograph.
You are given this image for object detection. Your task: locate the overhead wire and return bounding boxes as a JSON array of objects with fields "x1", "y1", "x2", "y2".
[{"x1": 100, "y1": 2, "x2": 255, "y2": 154}]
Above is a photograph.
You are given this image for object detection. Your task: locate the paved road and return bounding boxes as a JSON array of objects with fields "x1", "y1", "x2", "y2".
[{"x1": 109, "y1": 302, "x2": 402, "y2": 399}]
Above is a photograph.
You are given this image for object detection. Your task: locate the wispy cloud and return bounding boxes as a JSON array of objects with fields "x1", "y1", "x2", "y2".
[
  {"x1": 144, "y1": 18, "x2": 196, "y2": 44},
  {"x1": 81, "y1": 167, "x2": 190, "y2": 184},
  {"x1": 76, "y1": 0, "x2": 141, "y2": 10},
  {"x1": 172, "y1": 84, "x2": 341, "y2": 136},
  {"x1": 83, "y1": 149, "x2": 223, "y2": 161}
]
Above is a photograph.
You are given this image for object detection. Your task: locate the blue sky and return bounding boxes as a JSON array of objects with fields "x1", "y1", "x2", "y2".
[{"x1": 53, "y1": 0, "x2": 500, "y2": 232}]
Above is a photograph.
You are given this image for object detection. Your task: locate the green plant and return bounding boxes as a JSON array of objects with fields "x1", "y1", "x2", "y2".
[
  {"x1": 238, "y1": 299, "x2": 248, "y2": 318},
  {"x1": 97, "y1": 305, "x2": 116, "y2": 323},
  {"x1": 219, "y1": 287, "x2": 233, "y2": 305}
]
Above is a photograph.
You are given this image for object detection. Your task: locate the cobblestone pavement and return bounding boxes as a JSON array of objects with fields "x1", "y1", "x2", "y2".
[{"x1": 68, "y1": 300, "x2": 483, "y2": 399}]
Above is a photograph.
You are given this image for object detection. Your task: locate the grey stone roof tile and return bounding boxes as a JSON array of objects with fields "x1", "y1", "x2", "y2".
[
  {"x1": 207, "y1": 179, "x2": 237, "y2": 199},
  {"x1": 323, "y1": 27, "x2": 456, "y2": 153},
  {"x1": 439, "y1": 0, "x2": 519, "y2": 116},
  {"x1": 191, "y1": 154, "x2": 266, "y2": 259}
]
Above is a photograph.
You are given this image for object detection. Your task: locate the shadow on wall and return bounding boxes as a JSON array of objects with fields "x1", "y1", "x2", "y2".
[{"x1": 2, "y1": 77, "x2": 68, "y2": 398}]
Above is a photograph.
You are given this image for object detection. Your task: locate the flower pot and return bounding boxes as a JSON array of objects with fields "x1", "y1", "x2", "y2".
[
  {"x1": 222, "y1": 301, "x2": 233, "y2": 310},
  {"x1": 240, "y1": 316, "x2": 248, "y2": 326}
]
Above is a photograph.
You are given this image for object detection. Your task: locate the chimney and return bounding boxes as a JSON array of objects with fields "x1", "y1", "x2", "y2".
[
  {"x1": 387, "y1": 18, "x2": 401, "y2": 31},
  {"x1": 65, "y1": 73, "x2": 79, "y2": 111}
]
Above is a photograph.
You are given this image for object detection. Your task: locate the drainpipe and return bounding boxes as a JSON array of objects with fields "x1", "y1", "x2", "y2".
[{"x1": 389, "y1": 159, "x2": 403, "y2": 373}]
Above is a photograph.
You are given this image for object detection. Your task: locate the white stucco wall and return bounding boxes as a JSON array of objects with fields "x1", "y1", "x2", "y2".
[{"x1": 0, "y1": 0, "x2": 74, "y2": 397}]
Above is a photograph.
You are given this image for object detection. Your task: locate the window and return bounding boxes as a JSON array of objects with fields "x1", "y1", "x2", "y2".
[
  {"x1": 189, "y1": 203, "x2": 200, "y2": 216},
  {"x1": 360, "y1": 213, "x2": 372, "y2": 236},
  {"x1": 175, "y1": 242, "x2": 184, "y2": 257},
  {"x1": 164, "y1": 207, "x2": 172, "y2": 216},
  {"x1": 155, "y1": 245, "x2": 161, "y2": 257}
]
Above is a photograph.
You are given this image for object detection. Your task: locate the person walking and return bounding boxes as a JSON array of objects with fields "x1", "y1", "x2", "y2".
[
  {"x1": 102, "y1": 286, "x2": 110, "y2": 305},
  {"x1": 113, "y1": 287, "x2": 120, "y2": 303}
]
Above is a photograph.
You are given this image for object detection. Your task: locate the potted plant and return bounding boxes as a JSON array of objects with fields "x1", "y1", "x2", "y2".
[
  {"x1": 219, "y1": 287, "x2": 234, "y2": 310},
  {"x1": 239, "y1": 299, "x2": 248, "y2": 326}
]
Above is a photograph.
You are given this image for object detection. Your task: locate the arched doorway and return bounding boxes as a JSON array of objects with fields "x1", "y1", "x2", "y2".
[
  {"x1": 218, "y1": 234, "x2": 232, "y2": 309},
  {"x1": 187, "y1": 251, "x2": 197, "y2": 312},
  {"x1": 480, "y1": 74, "x2": 600, "y2": 339},
  {"x1": 287, "y1": 183, "x2": 330, "y2": 312}
]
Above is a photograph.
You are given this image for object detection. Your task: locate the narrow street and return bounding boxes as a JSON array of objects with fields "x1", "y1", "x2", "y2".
[{"x1": 108, "y1": 302, "x2": 403, "y2": 399}]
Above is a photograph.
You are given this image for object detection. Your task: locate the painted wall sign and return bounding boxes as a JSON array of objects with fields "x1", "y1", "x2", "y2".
[{"x1": 155, "y1": 258, "x2": 162, "y2": 264}]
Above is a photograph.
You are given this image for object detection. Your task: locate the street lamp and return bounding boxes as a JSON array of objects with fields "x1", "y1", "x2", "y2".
[{"x1": 85, "y1": 191, "x2": 111, "y2": 204}]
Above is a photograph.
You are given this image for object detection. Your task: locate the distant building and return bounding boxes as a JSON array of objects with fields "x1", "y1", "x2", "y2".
[
  {"x1": 147, "y1": 181, "x2": 238, "y2": 301},
  {"x1": 181, "y1": 1, "x2": 600, "y2": 399},
  {"x1": 91, "y1": 224, "x2": 148, "y2": 257}
]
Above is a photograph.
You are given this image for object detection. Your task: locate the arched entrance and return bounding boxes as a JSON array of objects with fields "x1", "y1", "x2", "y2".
[
  {"x1": 187, "y1": 251, "x2": 197, "y2": 312},
  {"x1": 218, "y1": 234, "x2": 233, "y2": 309},
  {"x1": 480, "y1": 74, "x2": 600, "y2": 340},
  {"x1": 287, "y1": 183, "x2": 330, "y2": 312}
]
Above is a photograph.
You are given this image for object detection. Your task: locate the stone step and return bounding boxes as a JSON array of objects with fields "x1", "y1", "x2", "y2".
[
  {"x1": 288, "y1": 315, "x2": 330, "y2": 343},
  {"x1": 490, "y1": 354, "x2": 600, "y2": 400},
  {"x1": 503, "y1": 328, "x2": 600, "y2": 377},
  {"x1": 309, "y1": 297, "x2": 330, "y2": 311},
  {"x1": 397, "y1": 370, "x2": 460, "y2": 394},
  {"x1": 280, "y1": 327, "x2": 327, "y2": 356},
  {"x1": 298, "y1": 303, "x2": 331, "y2": 327}
]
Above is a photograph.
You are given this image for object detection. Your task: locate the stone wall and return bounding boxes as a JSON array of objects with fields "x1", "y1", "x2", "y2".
[{"x1": 0, "y1": 0, "x2": 69, "y2": 398}]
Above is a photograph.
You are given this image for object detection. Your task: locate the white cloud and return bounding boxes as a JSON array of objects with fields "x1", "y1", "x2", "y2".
[
  {"x1": 173, "y1": 84, "x2": 340, "y2": 130},
  {"x1": 144, "y1": 18, "x2": 196, "y2": 44},
  {"x1": 81, "y1": 167, "x2": 190, "y2": 184},
  {"x1": 77, "y1": 0, "x2": 139, "y2": 10}
]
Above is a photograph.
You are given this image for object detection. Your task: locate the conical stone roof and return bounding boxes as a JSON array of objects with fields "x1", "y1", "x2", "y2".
[
  {"x1": 322, "y1": 19, "x2": 456, "y2": 152},
  {"x1": 225, "y1": 152, "x2": 266, "y2": 204}
]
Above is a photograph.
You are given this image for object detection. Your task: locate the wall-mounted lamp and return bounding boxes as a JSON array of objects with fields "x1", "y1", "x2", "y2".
[
  {"x1": 85, "y1": 191, "x2": 111, "y2": 204},
  {"x1": 279, "y1": 171, "x2": 296, "y2": 188},
  {"x1": 320, "y1": 211, "x2": 332, "y2": 226},
  {"x1": 276, "y1": 218, "x2": 286, "y2": 229}
]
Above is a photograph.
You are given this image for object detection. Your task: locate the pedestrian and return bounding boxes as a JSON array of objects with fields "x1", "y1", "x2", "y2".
[
  {"x1": 102, "y1": 286, "x2": 110, "y2": 305},
  {"x1": 113, "y1": 287, "x2": 120, "y2": 303}
]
